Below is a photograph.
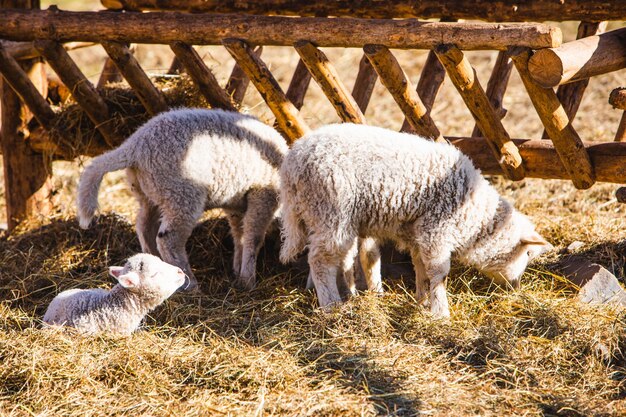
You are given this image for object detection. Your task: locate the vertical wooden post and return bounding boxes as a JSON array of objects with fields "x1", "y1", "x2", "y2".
[{"x1": 0, "y1": 0, "x2": 52, "y2": 231}]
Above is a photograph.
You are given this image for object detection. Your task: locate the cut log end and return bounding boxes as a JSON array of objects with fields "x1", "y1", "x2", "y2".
[
  {"x1": 527, "y1": 49, "x2": 564, "y2": 88},
  {"x1": 609, "y1": 87, "x2": 626, "y2": 110}
]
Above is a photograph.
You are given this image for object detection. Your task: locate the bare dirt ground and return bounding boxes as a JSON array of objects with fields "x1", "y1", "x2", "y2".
[{"x1": 1, "y1": 2, "x2": 626, "y2": 416}]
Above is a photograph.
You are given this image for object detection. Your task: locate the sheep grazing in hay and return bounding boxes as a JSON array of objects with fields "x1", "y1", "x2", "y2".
[
  {"x1": 279, "y1": 123, "x2": 553, "y2": 318},
  {"x1": 77, "y1": 108, "x2": 288, "y2": 291}
]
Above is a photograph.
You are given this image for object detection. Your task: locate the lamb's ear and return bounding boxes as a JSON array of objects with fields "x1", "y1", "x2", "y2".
[
  {"x1": 115, "y1": 271, "x2": 141, "y2": 288},
  {"x1": 521, "y1": 230, "x2": 550, "y2": 246},
  {"x1": 109, "y1": 266, "x2": 125, "y2": 278}
]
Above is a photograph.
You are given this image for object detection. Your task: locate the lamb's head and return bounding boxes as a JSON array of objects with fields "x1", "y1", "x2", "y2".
[
  {"x1": 470, "y1": 207, "x2": 553, "y2": 289},
  {"x1": 109, "y1": 254, "x2": 186, "y2": 301}
]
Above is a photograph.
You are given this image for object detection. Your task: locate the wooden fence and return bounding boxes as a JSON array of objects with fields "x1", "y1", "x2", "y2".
[{"x1": 0, "y1": 0, "x2": 625, "y2": 230}]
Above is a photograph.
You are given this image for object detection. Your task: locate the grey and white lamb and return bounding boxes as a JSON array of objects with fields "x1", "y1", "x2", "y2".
[
  {"x1": 77, "y1": 108, "x2": 288, "y2": 291},
  {"x1": 43, "y1": 253, "x2": 185, "y2": 335},
  {"x1": 279, "y1": 123, "x2": 552, "y2": 318}
]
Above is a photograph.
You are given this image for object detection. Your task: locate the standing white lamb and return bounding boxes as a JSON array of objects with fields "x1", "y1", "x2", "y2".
[
  {"x1": 77, "y1": 108, "x2": 288, "y2": 291},
  {"x1": 43, "y1": 253, "x2": 186, "y2": 335},
  {"x1": 279, "y1": 123, "x2": 552, "y2": 318}
]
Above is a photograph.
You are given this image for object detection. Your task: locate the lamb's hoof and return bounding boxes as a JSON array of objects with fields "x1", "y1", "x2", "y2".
[{"x1": 233, "y1": 277, "x2": 256, "y2": 291}]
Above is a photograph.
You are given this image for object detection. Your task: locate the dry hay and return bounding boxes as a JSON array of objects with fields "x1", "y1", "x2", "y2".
[
  {"x1": 40, "y1": 75, "x2": 212, "y2": 159},
  {"x1": 2, "y1": 16, "x2": 626, "y2": 417},
  {"x1": 1, "y1": 205, "x2": 626, "y2": 416}
]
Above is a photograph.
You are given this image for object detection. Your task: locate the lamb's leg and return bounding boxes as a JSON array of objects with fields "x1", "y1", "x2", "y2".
[
  {"x1": 308, "y1": 242, "x2": 344, "y2": 309},
  {"x1": 127, "y1": 169, "x2": 160, "y2": 255},
  {"x1": 411, "y1": 250, "x2": 429, "y2": 307},
  {"x1": 156, "y1": 214, "x2": 199, "y2": 291},
  {"x1": 339, "y1": 237, "x2": 359, "y2": 298},
  {"x1": 359, "y1": 237, "x2": 382, "y2": 293},
  {"x1": 136, "y1": 201, "x2": 161, "y2": 256},
  {"x1": 421, "y1": 255, "x2": 451, "y2": 319},
  {"x1": 237, "y1": 188, "x2": 278, "y2": 290},
  {"x1": 226, "y1": 211, "x2": 244, "y2": 279}
]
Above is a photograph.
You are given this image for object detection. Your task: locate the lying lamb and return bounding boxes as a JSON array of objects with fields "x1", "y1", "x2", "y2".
[
  {"x1": 43, "y1": 253, "x2": 185, "y2": 335},
  {"x1": 280, "y1": 123, "x2": 552, "y2": 318},
  {"x1": 77, "y1": 108, "x2": 288, "y2": 291}
]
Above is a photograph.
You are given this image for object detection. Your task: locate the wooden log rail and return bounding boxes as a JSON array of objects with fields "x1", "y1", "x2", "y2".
[
  {"x1": 435, "y1": 44, "x2": 524, "y2": 180},
  {"x1": 100, "y1": 0, "x2": 626, "y2": 22},
  {"x1": 510, "y1": 47, "x2": 595, "y2": 189},
  {"x1": 295, "y1": 41, "x2": 366, "y2": 124},
  {"x1": 363, "y1": 44, "x2": 444, "y2": 143},
  {"x1": 528, "y1": 27, "x2": 626, "y2": 88},
  {"x1": 0, "y1": 9, "x2": 562, "y2": 50}
]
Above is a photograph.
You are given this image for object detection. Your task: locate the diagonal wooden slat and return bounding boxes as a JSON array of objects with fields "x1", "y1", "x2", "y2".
[
  {"x1": 609, "y1": 88, "x2": 626, "y2": 142},
  {"x1": 167, "y1": 55, "x2": 184, "y2": 75},
  {"x1": 35, "y1": 40, "x2": 120, "y2": 147},
  {"x1": 222, "y1": 38, "x2": 309, "y2": 143},
  {"x1": 400, "y1": 50, "x2": 446, "y2": 133},
  {"x1": 285, "y1": 58, "x2": 312, "y2": 111},
  {"x1": 509, "y1": 46, "x2": 594, "y2": 189},
  {"x1": 170, "y1": 41, "x2": 237, "y2": 111},
  {"x1": 363, "y1": 44, "x2": 444, "y2": 142},
  {"x1": 102, "y1": 40, "x2": 168, "y2": 115},
  {"x1": 435, "y1": 44, "x2": 525, "y2": 181},
  {"x1": 542, "y1": 21, "x2": 607, "y2": 139},
  {"x1": 351, "y1": 54, "x2": 378, "y2": 113},
  {"x1": 295, "y1": 40, "x2": 365, "y2": 124},
  {"x1": 226, "y1": 45, "x2": 262, "y2": 106},
  {"x1": 0, "y1": 42, "x2": 56, "y2": 131},
  {"x1": 471, "y1": 50, "x2": 513, "y2": 138}
]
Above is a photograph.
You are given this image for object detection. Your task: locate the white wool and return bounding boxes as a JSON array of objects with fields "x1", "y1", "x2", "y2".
[
  {"x1": 77, "y1": 109, "x2": 288, "y2": 290},
  {"x1": 280, "y1": 123, "x2": 552, "y2": 318},
  {"x1": 43, "y1": 254, "x2": 185, "y2": 335}
]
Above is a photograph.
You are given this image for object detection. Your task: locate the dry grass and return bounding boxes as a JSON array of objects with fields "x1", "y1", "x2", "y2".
[{"x1": 1, "y1": 11, "x2": 626, "y2": 416}]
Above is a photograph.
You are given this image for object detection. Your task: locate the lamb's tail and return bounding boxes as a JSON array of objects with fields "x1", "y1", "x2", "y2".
[
  {"x1": 278, "y1": 187, "x2": 308, "y2": 264},
  {"x1": 77, "y1": 146, "x2": 132, "y2": 229}
]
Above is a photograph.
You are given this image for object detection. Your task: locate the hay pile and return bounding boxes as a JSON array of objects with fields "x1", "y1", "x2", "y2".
[
  {"x1": 1, "y1": 207, "x2": 626, "y2": 416},
  {"x1": 40, "y1": 75, "x2": 212, "y2": 159}
]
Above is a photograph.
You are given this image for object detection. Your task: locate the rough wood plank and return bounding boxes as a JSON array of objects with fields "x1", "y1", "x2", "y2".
[
  {"x1": 102, "y1": 40, "x2": 168, "y2": 115},
  {"x1": 351, "y1": 54, "x2": 378, "y2": 113},
  {"x1": 225, "y1": 45, "x2": 262, "y2": 106},
  {"x1": 100, "y1": 0, "x2": 626, "y2": 22},
  {"x1": 295, "y1": 41, "x2": 365, "y2": 124},
  {"x1": 364, "y1": 44, "x2": 443, "y2": 142},
  {"x1": 285, "y1": 58, "x2": 312, "y2": 111},
  {"x1": 0, "y1": 9, "x2": 562, "y2": 51},
  {"x1": 170, "y1": 41, "x2": 236, "y2": 111},
  {"x1": 35, "y1": 39, "x2": 119, "y2": 146},
  {"x1": 529, "y1": 27, "x2": 626, "y2": 88},
  {"x1": 542, "y1": 21, "x2": 608, "y2": 138},
  {"x1": 0, "y1": 41, "x2": 56, "y2": 130},
  {"x1": 435, "y1": 44, "x2": 524, "y2": 180},
  {"x1": 610, "y1": 88, "x2": 626, "y2": 141},
  {"x1": 510, "y1": 46, "x2": 595, "y2": 189},
  {"x1": 222, "y1": 38, "x2": 309, "y2": 143},
  {"x1": 471, "y1": 50, "x2": 512, "y2": 138}
]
